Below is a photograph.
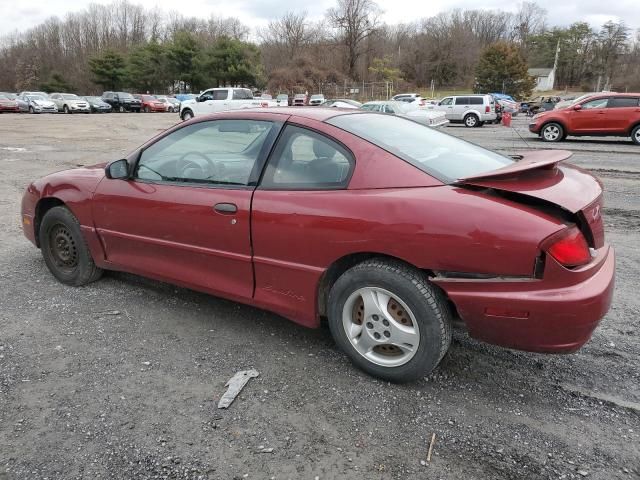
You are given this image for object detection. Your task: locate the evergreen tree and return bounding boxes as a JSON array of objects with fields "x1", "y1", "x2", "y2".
[{"x1": 474, "y1": 42, "x2": 536, "y2": 98}]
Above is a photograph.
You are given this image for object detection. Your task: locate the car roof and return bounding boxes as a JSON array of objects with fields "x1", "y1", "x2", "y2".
[{"x1": 199, "y1": 107, "x2": 369, "y2": 122}]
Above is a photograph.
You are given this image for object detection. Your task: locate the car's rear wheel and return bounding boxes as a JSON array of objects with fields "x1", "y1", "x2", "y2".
[
  {"x1": 328, "y1": 259, "x2": 452, "y2": 383},
  {"x1": 181, "y1": 109, "x2": 194, "y2": 121},
  {"x1": 464, "y1": 114, "x2": 479, "y2": 128},
  {"x1": 39, "y1": 206, "x2": 103, "y2": 286},
  {"x1": 541, "y1": 122, "x2": 564, "y2": 142},
  {"x1": 631, "y1": 125, "x2": 640, "y2": 145}
]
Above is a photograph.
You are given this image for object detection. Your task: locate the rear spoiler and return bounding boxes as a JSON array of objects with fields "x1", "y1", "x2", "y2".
[{"x1": 456, "y1": 150, "x2": 572, "y2": 182}]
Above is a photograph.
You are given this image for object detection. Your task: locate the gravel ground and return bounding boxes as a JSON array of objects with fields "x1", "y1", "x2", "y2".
[{"x1": 0, "y1": 113, "x2": 638, "y2": 480}]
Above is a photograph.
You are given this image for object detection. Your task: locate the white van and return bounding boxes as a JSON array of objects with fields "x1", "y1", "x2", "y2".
[{"x1": 434, "y1": 94, "x2": 497, "y2": 127}]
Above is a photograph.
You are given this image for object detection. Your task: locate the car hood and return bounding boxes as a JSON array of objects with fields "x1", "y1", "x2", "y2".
[
  {"x1": 33, "y1": 100, "x2": 56, "y2": 107},
  {"x1": 35, "y1": 163, "x2": 108, "y2": 195},
  {"x1": 456, "y1": 150, "x2": 601, "y2": 214}
]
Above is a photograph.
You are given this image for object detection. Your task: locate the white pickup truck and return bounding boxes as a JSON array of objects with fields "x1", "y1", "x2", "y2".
[{"x1": 179, "y1": 87, "x2": 271, "y2": 121}]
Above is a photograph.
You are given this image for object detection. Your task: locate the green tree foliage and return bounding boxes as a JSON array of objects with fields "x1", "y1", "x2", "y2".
[
  {"x1": 166, "y1": 31, "x2": 203, "y2": 92},
  {"x1": 199, "y1": 37, "x2": 263, "y2": 87},
  {"x1": 39, "y1": 73, "x2": 74, "y2": 93},
  {"x1": 368, "y1": 55, "x2": 403, "y2": 82},
  {"x1": 88, "y1": 50, "x2": 127, "y2": 91},
  {"x1": 127, "y1": 42, "x2": 168, "y2": 93},
  {"x1": 474, "y1": 41, "x2": 535, "y2": 98}
]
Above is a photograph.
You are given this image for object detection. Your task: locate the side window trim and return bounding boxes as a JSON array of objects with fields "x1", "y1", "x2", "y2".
[{"x1": 258, "y1": 123, "x2": 356, "y2": 191}]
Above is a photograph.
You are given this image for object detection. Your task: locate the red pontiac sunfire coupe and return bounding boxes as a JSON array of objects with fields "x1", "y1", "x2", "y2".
[{"x1": 21, "y1": 108, "x2": 615, "y2": 382}]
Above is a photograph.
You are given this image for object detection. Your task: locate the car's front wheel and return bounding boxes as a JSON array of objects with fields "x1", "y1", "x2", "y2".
[
  {"x1": 181, "y1": 109, "x2": 194, "y2": 121},
  {"x1": 541, "y1": 122, "x2": 564, "y2": 142},
  {"x1": 631, "y1": 125, "x2": 640, "y2": 145},
  {"x1": 328, "y1": 259, "x2": 452, "y2": 383},
  {"x1": 39, "y1": 206, "x2": 103, "y2": 286}
]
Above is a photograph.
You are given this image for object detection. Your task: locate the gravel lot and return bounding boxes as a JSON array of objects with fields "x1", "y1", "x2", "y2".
[{"x1": 0, "y1": 113, "x2": 638, "y2": 480}]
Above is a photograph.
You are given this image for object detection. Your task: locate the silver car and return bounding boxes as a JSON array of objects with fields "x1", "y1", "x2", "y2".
[
  {"x1": 21, "y1": 94, "x2": 57, "y2": 114},
  {"x1": 360, "y1": 101, "x2": 448, "y2": 127},
  {"x1": 433, "y1": 94, "x2": 497, "y2": 127},
  {"x1": 49, "y1": 93, "x2": 91, "y2": 113}
]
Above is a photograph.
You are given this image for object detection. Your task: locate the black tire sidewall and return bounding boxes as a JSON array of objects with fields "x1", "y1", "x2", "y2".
[
  {"x1": 328, "y1": 263, "x2": 449, "y2": 382},
  {"x1": 632, "y1": 126, "x2": 640, "y2": 145},
  {"x1": 40, "y1": 207, "x2": 96, "y2": 286}
]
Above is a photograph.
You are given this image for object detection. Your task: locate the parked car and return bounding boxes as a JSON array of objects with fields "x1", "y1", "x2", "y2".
[
  {"x1": 522, "y1": 96, "x2": 561, "y2": 115},
  {"x1": 433, "y1": 94, "x2": 497, "y2": 127},
  {"x1": 134, "y1": 94, "x2": 166, "y2": 113},
  {"x1": 155, "y1": 95, "x2": 178, "y2": 112},
  {"x1": 309, "y1": 94, "x2": 326, "y2": 106},
  {"x1": 83, "y1": 96, "x2": 112, "y2": 113},
  {"x1": 21, "y1": 94, "x2": 57, "y2": 114},
  {"x1": 102, "y1": 91, "x2": 142, "y2": 112},
  {"x1": 0, "y1": 93, "x2": 20, "y2": 113},
  {"x1": 293, "y1": 93, "x2": 308, "y2": 106},
  {"x1": 20, "y1": 108, "x2": 614, "y2": 382},
  {"x1": 174, "y1": 94, "x2": 197, "y2": 102},
  {"x1": 553, "y1": 93, "x2": 597, "y2": 111},
  {"x1": 0, "y1": 92, "x2": 28, "y2": 112},
  {"x1": 179, "y1": 87, "x2": 267, "y2": 121},
  {"x1": 529, "y1": 93, "x2": 640, "y2": 144},
  {"x1": 19, "y1": 91, "x2": 50, "y2": 99},
  {"x1": 276, "y1": 94, "x2": 289, "y2": 106},
  {"x1": 49, "y1": 93, "x2": 90, "y2": 113},
  {"x1": 491, "y1": 93, "x2": 519, "y2": 116},
  {"x1": 321, "y1": 99, "x2": 362, "y2": 109},
  {"x1": 392, "y1": 93, "x2": 421, "y2": 102},
  {"x1": 361, "y1": 101, "x2": 448, "y2": 127}
]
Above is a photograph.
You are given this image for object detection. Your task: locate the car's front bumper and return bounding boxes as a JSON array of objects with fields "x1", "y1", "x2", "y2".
[
  {"x1": 433, "y1": 246, "x2": 615, "y2": 353},
  {"x1": 529, "y1": 122, "x2": 541, "y2": 133}
]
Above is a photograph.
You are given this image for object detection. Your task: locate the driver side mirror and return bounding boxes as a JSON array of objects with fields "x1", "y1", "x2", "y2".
[
  {"x1": 105, "y1": 159, "x2": 130, "y2": 179},
  {"x1": 573, "y1": 104, "x2": 583, "y2": 111}
]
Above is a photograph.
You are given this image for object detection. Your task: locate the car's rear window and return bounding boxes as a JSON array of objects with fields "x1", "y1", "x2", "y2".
[{"x1": 327, "y1": 113, "x2": 514, "y2": 183}]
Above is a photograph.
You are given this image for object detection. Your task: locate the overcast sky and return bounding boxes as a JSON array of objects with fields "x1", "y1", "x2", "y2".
[{"x1": 1, "y1": 0, "x2": 636, "y2": 37}]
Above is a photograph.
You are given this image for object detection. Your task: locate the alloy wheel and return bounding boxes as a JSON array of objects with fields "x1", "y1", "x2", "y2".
[
  {"x1": 543, "y1": 124, "x2": 561, "y2": 141},
  {"x1": 342, "y1": 287, "x2": 420, "y2": 367}
]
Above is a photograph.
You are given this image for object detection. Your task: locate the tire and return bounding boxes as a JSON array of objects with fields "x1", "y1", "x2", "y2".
[
  {"x1": 39, "y1": 206, "x2": 103, "y2": 286},
  {"x1": 631, "y1": 125, "x2": 640, "y2": 145},
  {"x1": 63, "y1": 105, "x2": 70, "y2": 114},
  {"x1": 119, "y1": 105, "x2": 125, "y2": 113},
  {"x1": 541, "y1": 122, "x2": 564, "y2": 142},
  {"x1": 327, "y1": 259, "x2": 452, "y2": 383},
  {"x1": 29, "y1": 106, "x2": 34, "y2": 114},
  {"x1": 181, "y1": 109, "x2": 194, "y2": 121},
  {"x1": 464, "y1": 114, "x2": 479, "y2": 128}
]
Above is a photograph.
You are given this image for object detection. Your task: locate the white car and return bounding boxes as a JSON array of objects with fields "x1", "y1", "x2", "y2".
[
  {"x1": 49, "y1": 93, "x2": 90, "y2": 113},
  {"x1": 433, "y1": 95, "x2": 497, "y2": 127},
  {"x1": 179, "y1": 88, "x2": 268, "y2": 121},
  {"x1": 320, "y1": 99, "x2": 362, "y2": 109},
  {"x1": 309, "y1": 94, "x2": 326, "y2": 106},
  {"x1": 360, "y1": 101, "x2": 448, "y2": 127}
]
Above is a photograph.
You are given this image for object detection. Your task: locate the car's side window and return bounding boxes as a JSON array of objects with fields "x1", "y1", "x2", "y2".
[
  {"x1": 384, "y1": 105, "x2": 395, "y2": 114},
  {"x1": 455, "y1": 97, "x2": 469, "y2": 105},
  {"x1": 469, "y1": 97, "x2": 483, "y2": 105},
  {"x1": 212, "y1": 89, "x2": 228, "y2": 100},
  {"x1": 439, "y1": 97, "x2": 453, "y2": 106},
  {"x1": 582, "y1": 98, "x2": 609, "y2": 109},
  {"x1": 135, "y1": 120, "x2": 274, "y2": 187},
  {"x1": 232, "y1": 89, "x2": 253, "y2": 100},
  {"x1": 260, "y1": 125, "x2": 354, "y2": 190},
  {"x1": 199, "y1": 90, "x2": 214, "y2": 101},
  {"x1": 608, "y1": 97, "x2": 639, "y2": 108}
]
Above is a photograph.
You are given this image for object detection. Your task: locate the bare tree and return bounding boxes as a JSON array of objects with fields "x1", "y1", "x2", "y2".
[{"x1": 327, "y1": 0, "x2": 380, "y2": 80}]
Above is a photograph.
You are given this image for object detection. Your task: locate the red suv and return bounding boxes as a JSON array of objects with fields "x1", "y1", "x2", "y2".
[
  {"x1": 529, "y1": 93, "x2": 640, "y2": 145},
  {"x1": 133, "y1": 94, "x2": 166, "y2": 113}
]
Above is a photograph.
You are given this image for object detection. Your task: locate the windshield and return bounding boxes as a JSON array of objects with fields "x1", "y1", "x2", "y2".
[
  {"x1": 311, "y1": 95, "x2": 323, "y2": 99},
  {"x1": 118, "y1": 93, "x2": 133, "y2": 99},
  {"x1": 27, "y1": 95, "x2": 45, "y2": 101},
  {"x1": 277, "y1": 95, "x2": 287, "y2": 100},
  {"x1": 328, "y1": 113, "x2": 514, "y2": 183},
  {"x1": 62, "y1": 94, "x2": 78, "y2": 99}
]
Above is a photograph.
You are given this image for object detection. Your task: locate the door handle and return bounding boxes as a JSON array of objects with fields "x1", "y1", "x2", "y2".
[{"x1": 214, "y1": 203, "x2": 237, "y2": 214}]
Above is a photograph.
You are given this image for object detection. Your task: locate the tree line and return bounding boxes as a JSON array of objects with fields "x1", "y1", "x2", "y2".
[{"x1": 0, "y1": 0, "x2": 638, "y2": 98}]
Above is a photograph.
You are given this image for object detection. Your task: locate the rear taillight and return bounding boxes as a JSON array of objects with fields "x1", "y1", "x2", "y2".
[
  {"x1": 485, "y1": 106, "x2": 490, "y2": 113},
  {"x1": 544, "y1": 227, "x2": 591, "y2": 267}
]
